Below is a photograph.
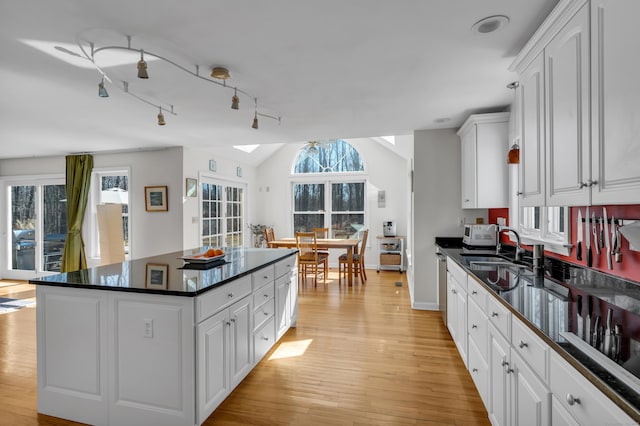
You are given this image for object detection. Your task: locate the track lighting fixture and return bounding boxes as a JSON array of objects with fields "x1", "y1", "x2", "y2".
[
  {"x1": 137, "y1": 50, "x2": 148, "y2": 79},
  {"x1": 157, "y1": 107, "x2": 166, "y2": 126},
  {"x1": 66, "y1": 34, "x2": 281, "y2": 129},
  {"x1": 251, "y1": 98, "x2": 258, "y2": 129},
  {"x1": 98, "y1": 77, "x2": 109, "y2": 97},
  {"x1": 231, "y1": 88, "x2": 239, "y2": 110}
]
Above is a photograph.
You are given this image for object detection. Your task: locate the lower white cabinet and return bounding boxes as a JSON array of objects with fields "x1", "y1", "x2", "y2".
[
  {"x1": 488, "y1": 323, "x2": 511, "y2": 426},
  {"x1": 276, "y1": 270, "x2": 296, "y2": 340},
  {"x1": 447, "y1": 271, "x2": 468, "y2": 366},
  {"x1": 197, "y1": 295, "x2": 253, "y2": 423}
]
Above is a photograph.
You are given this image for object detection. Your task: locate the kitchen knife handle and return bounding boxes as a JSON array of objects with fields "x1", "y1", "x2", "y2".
[
  {"x1": 577, "y1": 242, "x2": 582, "y2": 261},
  {"x1": 587, "y1": 247, "x2": 593, "y2": 267}
]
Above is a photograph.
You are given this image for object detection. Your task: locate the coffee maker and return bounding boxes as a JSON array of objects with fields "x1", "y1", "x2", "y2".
[{"x1": 383, "y1": 221, "x2": 396, "y2": 237}]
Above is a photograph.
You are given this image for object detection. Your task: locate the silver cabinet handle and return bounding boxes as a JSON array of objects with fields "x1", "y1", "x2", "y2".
[
  {"x1": 264, "y1": 293, "x2": 270, "y2": 298},
  {"x1": 472, "y1": 368, "x2": 478, "y2": 373},
  {"x1": 226, "y1": 321, "x2": 231, "y2": 326},
  {"x1": 519, "y1": 341, "x2": 528, "y2": 349},
  {"x1": 228, "y1": 293, "x2": 234, "y2": 298},
  {"x1": 502, "y1": 360, "x2": 509, "y2": 367},
  {"x1": 264, "y1": 311, "x2": 269, "y2": 316},
  {"x1": 491, "y1": 312, "x2": 499, "y2": 317},
  {"x1": 471, "y1": 324, "x2": 478, "y2": 329},
  {"x1": 264, "y1": 275, "x2": 269, "y2": 279},
  {"x1": 566, "y1": 393, "x2": 580, "y2": 406},
  {"x1": 471, "y1": 290, "x2": 477, "y2": 295},
  {"x1": 230, "y1": 318, "x2": 236, "y2": 323},
  {"x1": 262, "y1": 336, "x2": 269, "y2": 341},
  {"x1": 451, "y1": 289, "x2": 457, "y2": 294}
]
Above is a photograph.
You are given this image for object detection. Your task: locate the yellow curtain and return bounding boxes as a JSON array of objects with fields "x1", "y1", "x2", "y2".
[{"x1": 61, "y1": 154, "x2": 93, "y2": 272}]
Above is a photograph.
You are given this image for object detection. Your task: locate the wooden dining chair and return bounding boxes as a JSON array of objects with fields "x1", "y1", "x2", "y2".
[
  {"x1": 296, "y1": 232, "x2": 328, "y2": 286},
  {"x1": 338, "y1": 229, "x2": 368, "y2": 284},
  {"x1": 312, "y1": 227, "x2": 330, "y2": 268},
  {"x1": 263, "y1": 227, "x2": 275, "y2": 247}
]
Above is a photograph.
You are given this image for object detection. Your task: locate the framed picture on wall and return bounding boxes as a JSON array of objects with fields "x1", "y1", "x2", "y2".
[
  {"x1": 146, "y1": 263, "x2": 168, "y2": 289},
  {"x1": 186, "y1": 178, "x2": 197, "y2": 197},
  {"x1": 145, "y1": 185, "x2": 168, "y2": 212}
]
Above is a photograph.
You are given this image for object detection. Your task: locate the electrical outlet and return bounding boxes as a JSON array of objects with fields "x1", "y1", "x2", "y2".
[
  {"x1": 144, "y1": 318, "x2": 153, "y2": 338},
  {"x1": 458, "y1": 217, "x2": 464, "y2": 227}
]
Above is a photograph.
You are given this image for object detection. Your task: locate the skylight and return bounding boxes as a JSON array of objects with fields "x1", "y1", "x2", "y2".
[
  {"x1": 233, "y1": 144, "x2": 260, "y2": 153},
  {"x1": 381, "y1": 136, "x2": 395, "y2": 145}
]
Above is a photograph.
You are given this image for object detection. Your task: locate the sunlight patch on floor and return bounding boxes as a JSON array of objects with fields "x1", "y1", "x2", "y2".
[{"x1": 269, "y1": 339, "x2": 313, "y2": 360}]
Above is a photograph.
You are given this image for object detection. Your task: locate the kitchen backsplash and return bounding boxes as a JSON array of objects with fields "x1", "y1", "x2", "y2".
[{"x1": 489, "y1": 205, "x2": 640, "y2": 284}]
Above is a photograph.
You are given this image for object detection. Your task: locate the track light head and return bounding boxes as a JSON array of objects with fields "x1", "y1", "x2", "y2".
[
  {"x1": 137, "y1": 50, "x2": 149, "y2": 79},
  {"x1": 157, "y1": 108, "x2": 166, "y2": 126},
  {"x1": 231, "y1": 88, "x2": 239, "y2": 110},
  {"x1": 98, "y1": 78, "x2": 109, "y2": 97},
  {"x1": 210, "y1": 67, "x2": 230, "y2": 80},
  {"x1": 252, "y1": 112, "x2": 258, "y2": 129}
]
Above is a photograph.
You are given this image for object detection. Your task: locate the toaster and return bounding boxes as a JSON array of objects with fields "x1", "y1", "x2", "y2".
[{"x1": 463, "y1": 224, "x2": 497, "y2": 247}]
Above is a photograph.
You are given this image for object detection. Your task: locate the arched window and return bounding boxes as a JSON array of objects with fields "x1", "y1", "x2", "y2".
[
  {"x1": 292, "y1": 140, "x2": 366, "y2": 239},
  {"x1": 293, "y1": 139, "x2": 365, "y2": 174}
]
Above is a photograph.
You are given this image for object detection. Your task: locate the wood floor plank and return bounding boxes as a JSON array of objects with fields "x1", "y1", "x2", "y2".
[{"x1": 0, "y1": 273, "x2": 489, "y2": 425}]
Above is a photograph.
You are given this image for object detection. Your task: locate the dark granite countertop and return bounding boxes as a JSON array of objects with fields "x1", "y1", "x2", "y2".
[
  {"x1": 29, "y1": 247, "x2": 298, "y2": 296},
  {"x1": 437, "y1": 243, "x2": 640, "y2": 422}
]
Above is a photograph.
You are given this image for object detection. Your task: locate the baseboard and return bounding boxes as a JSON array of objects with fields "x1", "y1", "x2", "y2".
[{"x1": 411, "y1": 301, "x2": 438, "y2": 311}]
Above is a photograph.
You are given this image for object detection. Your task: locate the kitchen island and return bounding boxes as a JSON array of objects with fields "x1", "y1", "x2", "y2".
[{"x1": 30, "y1": 247, "x2": 298, "y2": 426}]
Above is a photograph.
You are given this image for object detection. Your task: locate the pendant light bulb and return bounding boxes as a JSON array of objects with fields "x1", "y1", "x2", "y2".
[
  {"x1": 98, "y1": 77, "x2": 109, "y2": 97},
  {"x1": 137, "y1": 50, "x2": 149, "y2": 79},
  {"x1": 231, "y1": 88, "x2": 239, "y2": 110},
  {"x1": 157, "y1": 107, "x2": 166, "y2": 126}
]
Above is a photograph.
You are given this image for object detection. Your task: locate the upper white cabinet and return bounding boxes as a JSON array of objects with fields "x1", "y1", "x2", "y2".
[
  {"x1": 458, "y1": 112, "x2": 510, "y2": 209},
  {"x1": 512, "y1": 0, "x2": 640, "y2": 206},
  {"x1": 590, "y1": 0, "x2": 640, "y2": 204},
  {"x1": 519, "y1": 52, "x2": 546, "y2": 207},
  {"x1": 545, "y1": 4, "x2": 591, "y2": 206}
]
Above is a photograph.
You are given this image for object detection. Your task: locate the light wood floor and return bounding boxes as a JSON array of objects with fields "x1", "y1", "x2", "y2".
[{"x1": 0, "y1": 272, "x2": 489, "y2": 425}]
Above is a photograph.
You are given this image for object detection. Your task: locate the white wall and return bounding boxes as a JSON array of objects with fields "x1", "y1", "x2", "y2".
[
  {"x1": 181, "y1": 148, "x2": 258, "y2": 250},
  {"x1": 412, "y1": 129, "x2": 487, "y2": 309},
  {"x1": 254, "y1": 139, "x2": 410, "y2": 267}
]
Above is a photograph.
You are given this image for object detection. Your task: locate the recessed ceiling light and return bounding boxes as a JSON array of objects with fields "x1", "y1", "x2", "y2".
[
  {"x1": 233, "y1": 144, "x2": 260, "y2": 153},
  {"x1": 471, "y1": 15, "x2": 510, "y2": 34}
]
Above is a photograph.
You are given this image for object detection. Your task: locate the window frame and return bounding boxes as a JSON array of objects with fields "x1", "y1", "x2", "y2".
[{"x1": 199, "y1": 175, "x2": 247, "y2": 248}]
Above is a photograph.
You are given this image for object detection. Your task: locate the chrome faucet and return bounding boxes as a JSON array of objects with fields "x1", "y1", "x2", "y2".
[{"x1": 497, "y1": 226, "x2": 526, "y2": 261}]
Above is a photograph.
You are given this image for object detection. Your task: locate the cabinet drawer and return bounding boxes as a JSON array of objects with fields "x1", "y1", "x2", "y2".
[
  {"x1": 254, "y1": 298, "x2": 275, "y2": 331},
  {"x1": 447, "y1": 258, "x2": 467, "y2": 292},
  {"x1": 549, "y1": 351, "x2": 634, "y2": 425},
  {"x1": 468, "y1": 297, "x2": 488, "y2": 360},
  {"x1": 275, "y1": 255, "x2": 297, "y2": 279},
  {"x1": 512, "y1": 315, "x2": 548, "y2": 382},
  {"x1": 467, "y1": 278, "x2": 488, "y2": 313},
  {"x1": 253, "y1": 282, "x2": 275, "y2": 308},
  {"x1": 254, "y1": 316, "x2": 276, "y2": 363},
  {"x1": 196, "y1": 275, "x2": 252, "y2": 322},
  {"x1": 487, "y1": 296, "x2": 511, "y2": 341},
  {"x1": 252, "y1": 265, "x2": 275, "y2": 290}
]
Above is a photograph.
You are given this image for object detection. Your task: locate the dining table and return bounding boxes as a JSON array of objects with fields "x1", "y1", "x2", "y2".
[{"x1": 268, "y1": 238, "x2": 360, "y2": 286}]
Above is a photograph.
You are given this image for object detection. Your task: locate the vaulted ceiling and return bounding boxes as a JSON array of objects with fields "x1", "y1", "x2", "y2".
[{"x1": 0, "y1": 0, "x2": 557, "y2": 164}]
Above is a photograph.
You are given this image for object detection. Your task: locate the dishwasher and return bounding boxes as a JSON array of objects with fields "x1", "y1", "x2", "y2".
[{"x1": 436, "y1": 249, "x2": 448, "y2": 325}]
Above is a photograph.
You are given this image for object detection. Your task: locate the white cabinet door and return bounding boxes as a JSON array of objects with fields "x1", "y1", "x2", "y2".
[
  {"x1": 197, "y1": 309, "x2": 229, "y2": 423},
  {"x1": 229, "y1": 296, "x2": 253, "y2": 388},
  {"x1": 460, "y1": 126, "x2": 477, "y2": 208},
  {"x1": 511, "y1": 350, "x2": 551, "y2": 426},
  {"x1": 519, "y1": 52, "x2": 546, "y2": 207},
  {"x1": 551, "y1": 394, "x2": 581, "y2": 426},
  {"x1": 545, "y1": 4, "x2": 591, "y2": 206},
  {"x1": 591, "y1": 0, "x2": 640, "y2": 204},
  {"x1": 275, "y1": 273, "x2": 292, "y2": 340},
  {"x1": 488, "y1": 324, "x2": 510, "y2": 426},
  {"x1": 446, "y1": 273, "x2": 468, "y2": 366}
]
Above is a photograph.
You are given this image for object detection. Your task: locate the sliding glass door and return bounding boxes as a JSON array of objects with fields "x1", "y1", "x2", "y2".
[{"x1": 5, "y1": 178, "x2": 67, "y2": 278}]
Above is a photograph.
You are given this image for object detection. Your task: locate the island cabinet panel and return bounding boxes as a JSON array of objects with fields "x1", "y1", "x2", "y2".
[
  {"x1": 109, "y1": 293, "x2": 195, "y2": 426},
  {"x1": 36, "y1": 287, "x2": 109, "y2": 426}
]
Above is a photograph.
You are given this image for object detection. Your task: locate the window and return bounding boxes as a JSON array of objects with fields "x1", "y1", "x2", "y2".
[
  {"x1": 292, "y1": 140, "x2": 366, "y2": 238},
  {"x1": 201, "y1": 178, "x2": 245, "y2": 247},
  {"x1": 91, "y1": 170, "x2": 130, "y2": 258}
]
